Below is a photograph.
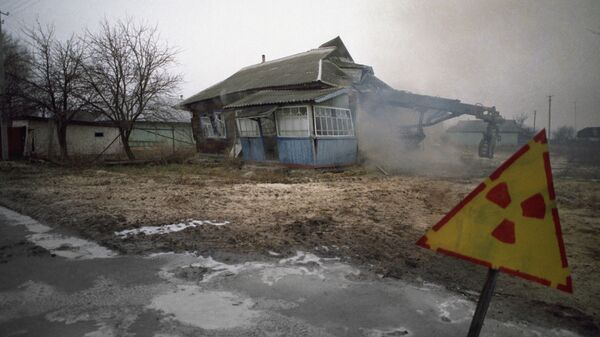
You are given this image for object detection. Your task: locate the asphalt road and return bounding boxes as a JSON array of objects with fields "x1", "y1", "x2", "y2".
[{"x1": 0, "y1": 206, "x2": 581, "y2": 337}]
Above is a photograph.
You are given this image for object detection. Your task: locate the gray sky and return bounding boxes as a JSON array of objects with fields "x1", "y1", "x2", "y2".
[{"x1": 2, "y1": 0, "x2": 599, "y2": 130}]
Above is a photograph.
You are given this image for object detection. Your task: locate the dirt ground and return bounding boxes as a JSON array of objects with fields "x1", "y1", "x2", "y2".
[{"x1": 0, "y1": 154, "x2": 599, "y2": 336}]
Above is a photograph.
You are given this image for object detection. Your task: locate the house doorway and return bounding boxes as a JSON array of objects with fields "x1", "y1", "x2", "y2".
[
  {"x1": 0, "y1": 126, "x2": 26, "y2": 159},
  {"x1": 259, "y1": 117, "x2": 278, "y2": 160}
]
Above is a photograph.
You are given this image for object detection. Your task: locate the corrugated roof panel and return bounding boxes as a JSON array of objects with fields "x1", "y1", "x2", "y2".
[
  {"x1": 224, "y1": 88, "x2": 347, "y2": 109},
  {"x1": 320, "y1": 60, "x2": 354, "y2": 87},
  {"x1": 182, "y1": 48, "x2": 334, "y2": 105}
]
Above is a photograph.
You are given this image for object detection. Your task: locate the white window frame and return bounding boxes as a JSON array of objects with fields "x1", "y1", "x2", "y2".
[
  {"x1": 200, "y1": 116, "x2": 214, "y2": 138},
  {"x1": 236, "y1": 117, "x2": 261, "y2": 137},
  {"x1": 275, "y1": 105, "x2": 310, "y2": 138},
  {"x1": 313, "y1": 105, "x2": 355, "y2": 137},
  {"x1": 200, "y1": 111, "x2": 226, "y2": 139}
]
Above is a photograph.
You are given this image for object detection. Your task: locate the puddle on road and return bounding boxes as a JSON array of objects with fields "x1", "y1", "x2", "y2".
[
  {"x1": 1, "y1": 206, "x2": 116, "y2": 260},
  {"x1": 0, "y1": 207, "x2": 585, "y2": 336},
  {"x1": 148, "y1": 286, "x2": 261, "y2": 330},
  {"x1": 148, "y1": 251, "x2": 582, "y2": 337}
]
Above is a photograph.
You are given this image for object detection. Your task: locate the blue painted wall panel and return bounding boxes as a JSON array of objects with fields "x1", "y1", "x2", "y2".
[
  {"x1": 245, "y1": 137, "x2": 357, "y2": 166},
  {"x1": 315, "y1": 138, "x2": 357, "y2": 165},
  {"x1": 240, "y1": 137, "x2": 266, "y2": 161},
  {"x1": 277, "y1": 138, "x2": 314, "y2": 165}
]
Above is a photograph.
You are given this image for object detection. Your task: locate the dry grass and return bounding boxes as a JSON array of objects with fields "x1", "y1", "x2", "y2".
[{"x1": 0, "y1": 158, "x2": 599, "y2": 335}]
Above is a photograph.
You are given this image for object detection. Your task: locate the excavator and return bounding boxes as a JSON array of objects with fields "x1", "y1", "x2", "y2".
[{"x1": 376, "y1": 89, "x2": 503, "y2": 158}]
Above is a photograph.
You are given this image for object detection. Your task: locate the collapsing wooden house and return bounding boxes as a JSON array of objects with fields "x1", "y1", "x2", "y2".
[{"x1": 181, "y1": 37, "x2": 503, "y2": 166}]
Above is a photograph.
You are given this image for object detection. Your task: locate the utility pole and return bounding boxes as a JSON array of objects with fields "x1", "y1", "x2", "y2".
[
  {"x1": 0, "y1": 10, "x2": 9, "y2": 161},
  {"x1": 547, "y1": 95, "x2": 553, "y2": 141},
  {"x1": 533, "y1": 110, "x2": 537, "y2": 130},
  {"x1": 573, "y1": 101, "x2": 577, "y2": 131}
]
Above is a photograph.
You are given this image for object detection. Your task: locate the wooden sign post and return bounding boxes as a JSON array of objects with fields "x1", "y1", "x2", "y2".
[{"x1": 467, "y1": 268, "x2": 499, "y2": 337}]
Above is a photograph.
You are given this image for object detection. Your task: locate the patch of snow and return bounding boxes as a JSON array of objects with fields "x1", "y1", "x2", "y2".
[
  {"x1": 157, "y1": 251, "x2": 336, "y2": 286},
  {"x1": 156, "y1": 250, "x2": 356, "y2": 288},
  {"x1": 0, "y1": 206, "x2": 52, "y2": 233},
  {"x1": 546, "y1": 329, "x2": 581, "y2": 337},
  {"x1": 28, "y1": 233, "x2": 116, "y2": 260},
  {"x1": 115, "y1": 220, "x2": 229, "y2": 239},
  {"x1": 1, "y1": 206, "x2": 116, "y2": 260},
  {"x1": 437, "y1": 297, "x2": 474, "y2": 323},
  {"x1": 267, "y1": 251, "x2": 281, "y2": 256},
  {"x1": 279, "y1": 251, "x2": 323, "y2": 266},
  {"x1": 321, "y1": 257, "x2": 341, "y2": 261},
  {"x1": 190, "y1": 256, "x2": 270, "y2": 283},
  {"x1": 83, "y1": 324, "x2": 117, "y2": 337},
  {"x1": 363, "y1": 327, "x2": 411, "y2": 337},
  {"x1": 260, "y1": 266, "x2": 321, "y2": 286}
]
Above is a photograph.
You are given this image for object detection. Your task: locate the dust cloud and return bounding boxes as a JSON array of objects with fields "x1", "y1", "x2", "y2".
[{"x1": 357, "y1": 104, "x2": 485, "y2": 177}]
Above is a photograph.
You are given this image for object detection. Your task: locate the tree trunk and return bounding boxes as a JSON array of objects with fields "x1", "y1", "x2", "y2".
[
  {"x1": 191, "y1": 114, "x2": 202, "y2": 153},
  {"x1": 46, "y1": 119, "x2": 55, "y2": 158},
  {"x1": 120, "y1": 128, "x2": 135, "y2": 160},
  {"x1": 56, "y1": 120, "x2": 69, "y2": 161}
]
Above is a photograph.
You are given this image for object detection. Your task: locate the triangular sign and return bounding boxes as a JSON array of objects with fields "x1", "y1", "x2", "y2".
[{"x1": 417, "y1": 129, "x2": 572, "y2": 293}]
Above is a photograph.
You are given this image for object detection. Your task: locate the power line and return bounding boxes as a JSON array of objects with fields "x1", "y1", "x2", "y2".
[
  {"x1": 2, "y1": 0, "x2": 21, "y2": 10},
  {"x1": 573, "y1": 101, "x2": 577, "y2": 131},
  {"x1": 9, "y1": 0, "x2": 32, "y2": 13},
  {"x1": 1, "y1": 0, "x2": 41, "y2": 35},
  {"x1": 10, "y1": 0, "x2": 40, "y2": 15},
  {"x1": 547, "y1": 95, "x2": 553, "y2": 141}
]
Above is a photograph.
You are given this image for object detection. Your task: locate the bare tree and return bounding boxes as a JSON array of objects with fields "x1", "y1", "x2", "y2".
[
  {"x1": 1, "y1": 32, "x2": 36, "y2": 119},
  {"x1": 553, "y1": 126, "x2": 575, "y2": 143},
  {"x1": 21, "y1": 22, "x2": 85, "y2": 160},
  {"x1": 82, "y1": 18, "x2": 181, "y2": 160},
  {"x1": 588, "y1": 28, "x2": 600, "y2": 36},
  {"x1": 514, "y1": 112, "x2": 528, "y2": 128}
]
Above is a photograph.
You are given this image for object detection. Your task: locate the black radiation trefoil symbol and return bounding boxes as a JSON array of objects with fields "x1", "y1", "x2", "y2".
[{"x1": 485, "y1": 182, "x2": 546, "y2": 244}]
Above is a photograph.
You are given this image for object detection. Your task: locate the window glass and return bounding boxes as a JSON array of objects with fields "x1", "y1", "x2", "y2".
[
  {"x1": 200, "y1": 112, "x2": 226, "y2": 138},
  {"x1": 314, "y1": 106, "x2": 354, "y2": 137},
  {"x1": 237, "y1": 118, "x2": 260, "y2": 137},
  {"x1": 200, "y1": 116, "x2": 214, "y2": 138},
  {"x1": 276, "y1": 106, "x2": 309, "y2": 137}
]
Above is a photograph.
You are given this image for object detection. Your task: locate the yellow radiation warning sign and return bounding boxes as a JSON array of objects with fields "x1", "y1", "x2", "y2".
[{"x1": 417, "y1": 129, "x2": 572, "y2": 293}]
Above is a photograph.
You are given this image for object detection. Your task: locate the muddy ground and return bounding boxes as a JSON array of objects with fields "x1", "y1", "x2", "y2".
[{"x1": 0, "y1": 154, "x2": 599, "y2": 336}]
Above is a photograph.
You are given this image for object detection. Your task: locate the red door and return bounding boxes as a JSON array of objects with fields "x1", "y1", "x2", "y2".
[{"x1": 0, "y1": 126, "x2": 26, "y2": 159}]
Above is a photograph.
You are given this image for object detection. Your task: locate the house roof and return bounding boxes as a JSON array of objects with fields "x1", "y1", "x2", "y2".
[
  {"x1": 235, "y1": 106, "x2": 278, "y2": 119},
  {"x1": 447, "y1": 119, "x2": 521, "y2": 133},
  {"x1": 182, "y1": 38, "x2": 358, "y2": 106},
  {"x1": 224, "y1": 88, "x2": 348, "y2": 109},
  {"x1": 15, "y1": 115, "x2": 190, "y2": 127},
  {"x1": 136, "y1": 109, "x2": 191, "y2": 123},
  {"x1": 577, "y1": 127, "x2": 600, "y2": 138},
  {"x1": 92, "y1": 96, "x2": 192, "y2": 123},
  {"x1": 319, "y1": 36, "x2": 354, "y2": 62},
  {"x1": 14, "y1": 115, "x2": 115, "y2": 127}
]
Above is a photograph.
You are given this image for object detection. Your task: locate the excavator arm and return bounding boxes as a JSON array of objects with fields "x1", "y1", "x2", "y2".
[{"x1": 377, "y1": 90, "x2": 503, "y2": 158}]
